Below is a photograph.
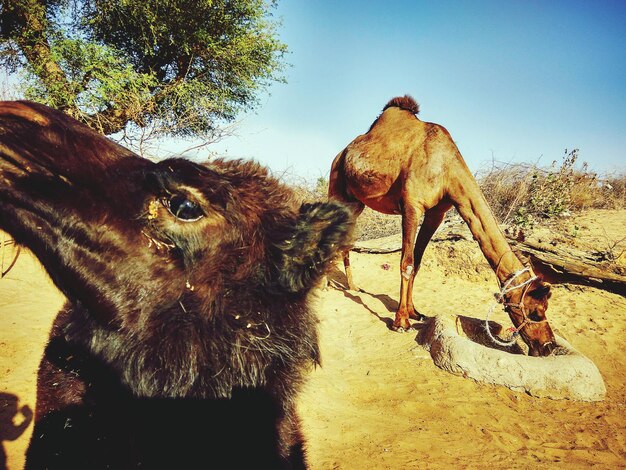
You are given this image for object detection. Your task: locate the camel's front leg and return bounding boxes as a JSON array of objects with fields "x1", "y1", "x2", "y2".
[
  {"x1": 405, "y1": 202, "x2": 453, "y2": 316},
  {"x1": 394, "y1": 203, "x2": 423, "y2": 331}
]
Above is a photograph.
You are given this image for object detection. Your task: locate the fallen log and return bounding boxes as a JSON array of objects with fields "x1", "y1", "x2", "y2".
[
  {"x1": 506, "y1": 238, "x2": 626, "y2": 297},
  {"x1": 350, "y1": 228, "x2": 626, "y2": 297}
]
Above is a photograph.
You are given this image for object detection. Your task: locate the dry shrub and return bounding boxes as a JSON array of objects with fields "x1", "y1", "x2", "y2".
[
  {"x1": 283, "y1": 149, "x2": 625, "y2": 241},
  {"x1": 352, "y1": 207, "x2": 402, "y2": 241},
  {"x1": 598, "y1": 173, "x2": 626, "y2": 208},
  {"x1": 285, "y1": 174, "x2": 328, "y2": 204},
  {"x1": 476, "y1": 161, "x2": 535, "y2": 224},
  {"x1": 478, "y1": 150, "x2": 625, "y2": 227}
]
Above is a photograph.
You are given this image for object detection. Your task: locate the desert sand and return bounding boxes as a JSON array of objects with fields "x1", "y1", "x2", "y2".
[{"x1": 1, "y1": 209, "x2": 625, "y2": 469}]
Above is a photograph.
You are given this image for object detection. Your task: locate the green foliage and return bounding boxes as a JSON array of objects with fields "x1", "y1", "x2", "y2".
[
  {"x1": 525, "y1": 149, "x2": 580, "y2": 219},
  {"x1": 0, "y1": 0, "x2": 287, "y2": 139},
  {"x1": 23, "y1": 38, "x2": 157, "y2": 115},
  {"x1": 512, "y1": 205, "x2": 533, "y2": 228}
]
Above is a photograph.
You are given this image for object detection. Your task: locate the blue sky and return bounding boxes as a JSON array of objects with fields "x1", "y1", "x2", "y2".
[{"x1": 174, "y1": 1, "x2": 626, "y2": 180}]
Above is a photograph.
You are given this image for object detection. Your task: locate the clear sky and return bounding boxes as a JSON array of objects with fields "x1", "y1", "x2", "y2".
[{"x1": 181, "y1": 1, "x2": 626, "y2": 181}]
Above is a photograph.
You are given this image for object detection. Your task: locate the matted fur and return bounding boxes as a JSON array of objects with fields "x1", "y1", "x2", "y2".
[{"x1": 0, "y1": 101, "x2": 355, "y2": 469}]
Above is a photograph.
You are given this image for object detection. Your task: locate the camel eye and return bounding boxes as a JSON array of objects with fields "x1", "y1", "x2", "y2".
[{"x1": 167, "y1": 195, "x2": 204, "y2": 222}]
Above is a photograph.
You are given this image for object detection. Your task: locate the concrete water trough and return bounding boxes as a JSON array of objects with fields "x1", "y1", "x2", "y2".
[{"x1": 418, "y1": 314, "x2": 606, "y2": 401}]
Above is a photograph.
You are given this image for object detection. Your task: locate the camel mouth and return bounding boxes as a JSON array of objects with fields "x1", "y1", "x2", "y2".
[
  {"x1": 525, "y1": 337, "x2": 558, "y2": 357},
  {"x1": 528, "y1": 340, "x2": 556, "y2": 357}
]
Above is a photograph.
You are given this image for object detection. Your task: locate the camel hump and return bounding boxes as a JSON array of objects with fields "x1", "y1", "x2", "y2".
[{"x1": 383, "y1": 95, "x2": 419, "y2": 115}]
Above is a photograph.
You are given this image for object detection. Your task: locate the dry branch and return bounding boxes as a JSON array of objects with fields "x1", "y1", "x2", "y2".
[
  {"x1": 506, "y1": 238, "x2": 626, "y2": 297},
  {"x1": 349, "y1": 228, "x2": 626, "y2": 297}
]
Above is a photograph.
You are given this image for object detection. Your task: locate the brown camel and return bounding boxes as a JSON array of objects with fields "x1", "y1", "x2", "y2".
[
  {"x1": 0, "y1": 100, "x2": 354, "y2": 469},
  {"x1": 328, "y1": 95, "x2": 556, "y2": 357}
]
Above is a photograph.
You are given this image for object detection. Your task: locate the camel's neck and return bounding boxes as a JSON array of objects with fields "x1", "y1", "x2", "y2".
[
  {"x1": 449, "y1": 162, "x2": 531, "y2": 287},
  {"x1": 491, "y1": 248, "x2": 532, "y2": 287}
]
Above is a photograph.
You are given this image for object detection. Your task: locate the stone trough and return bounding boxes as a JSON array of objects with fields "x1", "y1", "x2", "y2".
[{"x1": 418, "y1": 314, "x2": 606, "y2": 401}]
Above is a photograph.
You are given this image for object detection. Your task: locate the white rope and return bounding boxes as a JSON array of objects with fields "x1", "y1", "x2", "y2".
[{"x1": 484, "y1": 268, "x2": 538, "y2": 347}]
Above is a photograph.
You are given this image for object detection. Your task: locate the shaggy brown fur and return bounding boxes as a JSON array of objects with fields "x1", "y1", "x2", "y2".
[
  {"x1": 329, "y1": 96, "x2": 556, "y2": 357},
  {"x1": 0, "y1": 101, "x2": 354, "y2": 469}
]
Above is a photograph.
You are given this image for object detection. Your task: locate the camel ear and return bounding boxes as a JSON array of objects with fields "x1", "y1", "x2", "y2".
[
  {"x1": 528, "y1": 281, "x2": 552, "y2": 301},
  {"x1": 270, "y1": 202, "x2": 354, "y2": 293}
]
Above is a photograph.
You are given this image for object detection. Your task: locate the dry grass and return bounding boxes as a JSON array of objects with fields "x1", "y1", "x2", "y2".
[
  {"x1": 478, "y1": 150, "x2": 625, "y2": 227},
  {"x1": 284, "y1": 150, "x2": 625, "y2": 241}
]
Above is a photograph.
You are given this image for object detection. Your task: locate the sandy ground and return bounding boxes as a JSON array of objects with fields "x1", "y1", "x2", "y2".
[{"x1": 1, "y1": 209, "x2": 625, "y2": 469}]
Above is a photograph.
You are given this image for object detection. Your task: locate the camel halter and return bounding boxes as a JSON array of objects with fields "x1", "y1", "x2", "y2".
[{"x1": 484, "y1": 267, "x2": 548, "y2": 347}]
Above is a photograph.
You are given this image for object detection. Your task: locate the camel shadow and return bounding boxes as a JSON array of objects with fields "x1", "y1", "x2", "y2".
[
  {"x1": 0, "y1": 392, "x2": 33, "y2": 470},
  {"x1": 341, "y1": 289, "x2": 395, "y2": 329},
  {"x1": 339, "y1": 286, "x2": 428, "y2": 332},
  {"x1": 363, "y1": 291, "x2": 398, "y2": 314}
]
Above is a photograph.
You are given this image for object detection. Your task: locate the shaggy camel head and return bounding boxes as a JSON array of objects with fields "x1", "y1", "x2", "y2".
[
  {"x1": 1, "y1": 100, "x2": 357, "y2": 466},
  {"x1": 0, "y1": 101, "x2": 354, "y2": 399},
  {"x1": 0, "y1": 102, "x2": 353, "y2": 468}
]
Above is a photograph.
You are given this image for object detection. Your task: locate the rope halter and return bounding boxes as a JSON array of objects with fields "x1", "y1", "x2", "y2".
[{"x1": 484, "y1": 267, "x2": 548, "y2": 347}]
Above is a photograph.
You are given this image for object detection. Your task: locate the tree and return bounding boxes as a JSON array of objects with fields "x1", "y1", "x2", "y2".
[{"x1": 0, "y1": 0, "x2": 287, "y2": 142}]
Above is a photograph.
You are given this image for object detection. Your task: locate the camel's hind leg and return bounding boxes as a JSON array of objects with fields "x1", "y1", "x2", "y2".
[
  {"x1": 405, "y1": 201, "x2": 453, "y2": 317},
  {"x1": 340, "y1": 202, "x2": 364, "y2": 290},
  {"x1": 327, "y1": 162, "x2": 364, "y2": 290}
]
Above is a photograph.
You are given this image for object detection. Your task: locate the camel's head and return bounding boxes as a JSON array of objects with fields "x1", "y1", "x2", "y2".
[
  {"x1": 0, "y1": 101, "x2": 354, "y2": 396},
  {"x1": 505, "y1": 277, "x2": 556, "y2": 357},
  {"x1": 140, "y1": 156, "x2": 356, "y2": 301},
  {"x1": 0, "y1": 101, "x2": 354, "y2": 319}
]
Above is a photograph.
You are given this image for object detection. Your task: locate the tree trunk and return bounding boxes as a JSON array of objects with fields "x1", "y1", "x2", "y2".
[
  {"x1": 10, "y1": 0, "x2": 76, "y2": 111},
  {"x1": 506, "y1": 238, "x2": 626, "y2": 297}
]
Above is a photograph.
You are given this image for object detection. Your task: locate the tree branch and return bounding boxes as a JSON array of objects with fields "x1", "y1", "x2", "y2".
[
  {"x1": 9, "y1": 0, "x2": 76, "y2": 112},
  {"x1": 506, "y1": 237, "x2": 626, "y2": 296}
]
